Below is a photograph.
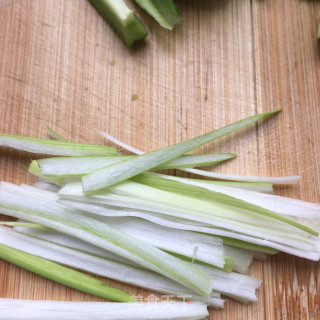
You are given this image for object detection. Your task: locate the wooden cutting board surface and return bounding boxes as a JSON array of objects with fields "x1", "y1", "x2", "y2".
[{"x1": 0, "y1": 0, "x2": 320, "y2": 319}]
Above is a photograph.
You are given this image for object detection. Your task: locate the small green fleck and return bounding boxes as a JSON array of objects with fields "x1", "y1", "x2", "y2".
[
  {"x1": 110, "y1": 60, "x2": 116, "y2": 66},
  {"x1": 132, "y1": 94, "x2": 138, "y2": 101}
]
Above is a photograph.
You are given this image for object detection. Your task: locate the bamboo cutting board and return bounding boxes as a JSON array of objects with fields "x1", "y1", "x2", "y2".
[{"x1": 0, "y1": 0, "x2": 320, "y2": 319}]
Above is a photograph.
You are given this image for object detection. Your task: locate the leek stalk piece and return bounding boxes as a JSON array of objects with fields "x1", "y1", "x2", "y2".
[{"x1": 89, "y1": 0, "x2": 147, "y2": 47}]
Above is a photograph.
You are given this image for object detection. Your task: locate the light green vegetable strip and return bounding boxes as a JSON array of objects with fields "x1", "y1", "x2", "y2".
[
  {"x1": 189, "y1": 179, "x2": 274, "y2": 193},
  {"x1": 318, "y1": 19, "x2": 320, "y2": 39},
  {"x1": 165, "y1": 251, "x2": 233, "y2": 273},
  {"x1": 0, "y1": 243, "x2": 134, "y2": 302},
  {"x1": 60, "y1": 180, "x2": 318, "y2": 253},
  {"x1": 47, "y1": 127, "x2": 68, "y2": 142},
  {"x1": 135, "y1": 0, "x2": 182, "y2": 30},
  {"x1": 83, "y1": 109, "x2": 281, "y2": 192},
  {"x1": 218, "y1": 236, "x2": 278, "y2": 254},
  {"x1": 88, "y1": 0, "x2": 147, "y2": 47},
  {"x1": 0, "y1": 188, "x2": 212, "y2": 296},
  {"x1": 182, "y1": 168, "x2": 300, "y2": 184},
  {"x1": 156, "y1": 153, "x2": 236, "y2": 169},
  {"x1": 29, "y1": 160, "x2": 64, "y2": 186},
  {"x1": 36, "y1": 153, "x2": 235, "y2": 177},
  {"x1": 132, "y1": 173, "x2": 318, "y2": 236},
  {"x1": 0, "y1": 133, "x2": 118, "y2": 156}
]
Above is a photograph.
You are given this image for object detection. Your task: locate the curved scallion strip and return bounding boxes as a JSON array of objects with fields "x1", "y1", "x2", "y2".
[
  {"x1": 83, "y1": 109, "x2": 281, "y2": 191},
  {"x1": 0, "y1": 133, "x2": 118, "y2": 156},
  {"x1": 0, "y1": 242, "x2": 134, "y2": 302},
  {"x1": 96, "y1": 130, "x2": 144, "y2": 154}
]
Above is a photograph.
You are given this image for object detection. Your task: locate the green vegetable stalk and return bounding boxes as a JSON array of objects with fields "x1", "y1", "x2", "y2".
[
  {"x1": 88, "y1": 0, "x2": 147, "y2": 47},
  {"x1": 135, "y1": 0, "x2": 182, "y2": 30},
  {"x1": 0, "y1": 243, "x2": 136, "y2": 302}
]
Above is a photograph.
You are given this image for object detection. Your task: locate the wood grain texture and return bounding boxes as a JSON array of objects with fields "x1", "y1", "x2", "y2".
[{"x1": 0, "y1": 0, "x2": 319, "y2": 319}]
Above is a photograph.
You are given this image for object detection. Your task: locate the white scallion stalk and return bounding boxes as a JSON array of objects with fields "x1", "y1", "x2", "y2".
[
  {"x1": 58, "y1": 198, "x2": 278, "y2": 254},
  {"x1": 97, "y1": 130, "x2": 144, "y2": 155},
  {"x1": 0, "y1": 185, "x2": 212, "y2": 296},
  {"x1": 98, "y1": 124, "x2": 298, "y2": 186},
  {"x1": 0, "y1": 227, "x2": 223, "y2": 308},
  {"x1": 181, "y1": 168, "x2": 300, "y2": 184},
  {"x1": 83, "y1": 110, "x2": 281, "y2": 191},
  {"x1": 224, "y1": 245, "x2": 253, "y2": 274},
  {"x1": 188, "y1": 179, "x2": 274, "y2": 194},
  {"x1": 59, "y1": 184, "x2": 320, "y2": 260},
  {"x1": 0, "y1": 222, "x2": 49, "y2": 229},
  {"x1": 198, "y1": 266, "x2": 262, "y2": 303},
  {"x1": 0, "y1": 299, "x2": 209, "y2": 320},
  {"x1": 0, "y1": 133, "x2": 118, "y2": 156},
  {"x1": 154, "y1": 173, "x2": 320, "y2": 221},
  {"x1": 59, "y1": 180, "x2": 319, "y2": 250},
  {"x1": 14, "y1": 226, "x2": 142, "y2": 268},
  {"x1": 36, "y1": 153, "x2": 236, "y2": 176},
  {"x1": 12, "y1": 226, "x2": 261, "y2": 302},
  {"x1": 33, "y1": 179, "x2": 61, "y2": 192},
  {"x1": 11, "y1": 213, "x2": 226, "y2": 269},
  {"x1": 81, "y1": 216, "x2": 226, "y2": 268},
  {"x1": 0, "y1": 229, "x2": 135, "y2": 303}
]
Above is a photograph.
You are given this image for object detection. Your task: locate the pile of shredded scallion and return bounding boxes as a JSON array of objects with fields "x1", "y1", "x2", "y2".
[{"x1": 0, "y1": 109, "x2": 319, "y2": 320}]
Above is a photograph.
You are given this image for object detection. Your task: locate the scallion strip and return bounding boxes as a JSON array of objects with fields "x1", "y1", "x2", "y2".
[
  {"x1": 36, "y1": 153, "x2": 236, "y2": 176},
  {"x1": 0, "y1": 299, "x2": 209, "y2": 320},
  {"x1": 181, "y1": 168, "x2": 300, "y2": 184},
  {"x1": 0, "y1": 133, "x2": 117, "y2": 156},
  {"x1": 0, "y1": 227, "x2": 223, "y2": 307},
  {"x1": 0, "y1": 242, "x2": 134, "y2": 302},
  {"x1": 82, "y1": 109, "x2": 281, "y2": 191},
  {"x1": 10, "y1": 226, "x2": 262, "y2": 302},
  {"x1": 0, "y1": 186, "x2": 212, "y2": 296},
  {"x1": 132, "y1": 173, "x2": 318, "y2": 236}
]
